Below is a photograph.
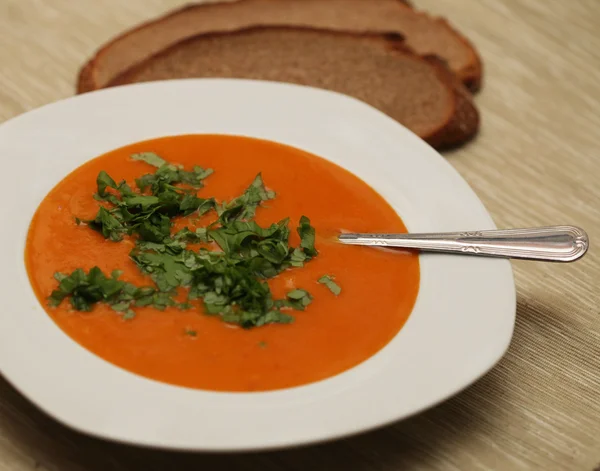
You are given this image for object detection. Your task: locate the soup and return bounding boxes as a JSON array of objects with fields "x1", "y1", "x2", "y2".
[{"x1": 25, "y1": 135, "x2": 419, "y2": 392}]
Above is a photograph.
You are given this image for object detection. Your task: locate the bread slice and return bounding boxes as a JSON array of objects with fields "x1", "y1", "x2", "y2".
[
  {"x1": 108, "y1": 27, "x2": 478, "y2": 149},
  {"x1": 77, "y1": 0, "x2": 482, "y2": 94}
]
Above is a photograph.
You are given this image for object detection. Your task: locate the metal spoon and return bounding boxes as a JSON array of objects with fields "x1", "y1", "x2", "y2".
[{"x1": 338, "y1": 226, "x2": 589, "y2": 262}]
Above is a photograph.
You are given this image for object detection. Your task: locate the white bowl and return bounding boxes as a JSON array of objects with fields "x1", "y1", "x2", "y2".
[{"x1": 0, "y1": 79, "x2": 515, "y2": 451}]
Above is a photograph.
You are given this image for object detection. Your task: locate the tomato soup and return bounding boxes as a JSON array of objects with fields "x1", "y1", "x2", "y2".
[{"x1": 25, "y1": 135, "x2": 419, "y2": 392}]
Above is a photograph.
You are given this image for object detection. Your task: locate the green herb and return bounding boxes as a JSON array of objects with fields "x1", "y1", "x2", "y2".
[
  {"x1": 129, "y1": 217, "x2": 316, "y2": 327},
  {"x1": 318, "y1": 275, "x2": 342, "y2": 296},
  {"x1": 135, "y1": 162, "x2": 213, "y2": 193},
  {"x1": 82, "y1": 153, "x2": 214, "y2": 242},
  {"x1": 289, "y1": 247, "x2": 308, "y2": 267},
  {"x1": 132, "y1": 152, "x2": 168, "y2": 168},
  {"x1": 258, "y1": 341, "x2": 267, "y2": 348},
  {"x1": 220, "y1": 309, "x2": 294, "y2": 328},
  {"x1": 184, "y1": 329, "x2": 198, "y2": 337},
  {"x1": 96, "y1": 170, "x2": 118, "y2": 197},
  {"x1": 174, "y1": 227, "x2": 209, "y2": 244},
  {"x1": 133, "y1": 151, "x2": 213, "y2": 186},
  {"x1": 52, "y1": 153, "x2": 338, "y2": 328},
  {"x1": 278, "y1": 289, "x2": 313, "y2": 311},
  {"x1": 208, "y1": 219, "x2": 290, "y2": 259},
  {"x1": 217, "y1": 174, "x2": 275, "y2": 224},
  {"x1": 48, "y1": 266, "x2": 178, "y2": 316},
  {"x1": 87, "y1": 206, "x2": 127, "y2": 241},
  {"x1": 129, "y1": 248, "x2": 194, "y2": 292},
  {"x1": 298, "y1": 216, "x2": 318, "y2": 258}
]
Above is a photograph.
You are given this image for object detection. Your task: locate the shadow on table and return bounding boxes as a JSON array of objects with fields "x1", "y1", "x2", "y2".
[{"x1": 2, "y1": 295, "x2": 551, "y2": 471}]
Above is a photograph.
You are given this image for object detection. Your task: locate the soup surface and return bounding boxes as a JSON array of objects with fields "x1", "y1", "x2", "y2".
[{"x1": 26, "y1": 135, "x2": 419, "y2": 392}]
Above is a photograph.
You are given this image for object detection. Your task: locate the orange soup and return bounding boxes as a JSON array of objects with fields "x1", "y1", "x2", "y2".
[{"x1": 25, "y1": 135, "x2": 419, "y2": 392}]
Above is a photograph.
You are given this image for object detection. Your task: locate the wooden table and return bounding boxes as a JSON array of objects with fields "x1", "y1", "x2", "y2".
[{"x1": 1, "y1": 0, "x2": 599, "y2": 469}]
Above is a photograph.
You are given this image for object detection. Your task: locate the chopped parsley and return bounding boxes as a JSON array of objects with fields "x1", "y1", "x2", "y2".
[
  {"x1": 49, "y1": 152, "x2": 339, "y2": 328},
  {"x1": 217, "y1": 174, "x2": 275, "y2": 225},
  {"x1": 85, "y1": 155, "x2": 215, "y2": 242},
  {"x1": 318, "y1": 275, "x2": 342, "y2": 296},
  {"x1": 49, "y1": 266, "x2": 177, "y2": 319},
  {"x1": 132, "y1": 152, "x2": 168, "y2": 168},
  {"x1": 298, "y1": 215, "x2": 318, "y2": 258}
]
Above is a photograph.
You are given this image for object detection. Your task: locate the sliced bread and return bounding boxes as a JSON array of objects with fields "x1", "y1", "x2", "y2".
[
  {"x1": 78, "y1": 0, "x2": 482, "y2": 94},
  {"x1": 108, "y1": 27, "x2": 479, "y2": 149}
]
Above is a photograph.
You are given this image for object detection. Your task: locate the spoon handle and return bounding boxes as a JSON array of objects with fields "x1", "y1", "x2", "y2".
[{"x1": 338, "y1": 226, "x2": 589, "y2": 262}]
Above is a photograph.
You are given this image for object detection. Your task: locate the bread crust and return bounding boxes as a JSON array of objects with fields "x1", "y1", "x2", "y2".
[
  {"x1": 106, "y1": 26, "x2": 478, "y2": 149},
  {"x1": 77, "y1": 0, "x2": 481, "y2": 94},
  {"x1": 420, "y1": 55, "x2": 479, "y2": 148}
]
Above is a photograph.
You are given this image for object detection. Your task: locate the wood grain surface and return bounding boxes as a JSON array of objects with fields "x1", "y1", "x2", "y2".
[{"x1": 1, "y1": 0, "x2": 599, "y2": 470}]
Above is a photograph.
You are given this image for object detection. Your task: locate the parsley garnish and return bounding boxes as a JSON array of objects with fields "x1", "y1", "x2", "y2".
[
  {"x1": 133, "y1": 151, "x2": 214, "y2": 190},
  {"x1": 298, "y1": 215, "x2": 318, "y2": 258},
  {"x1": 49, "y1": 267, "x2": 177, "y2": 318},
  {"x1": 84, "y1": 153, "x2": 214, "y2": 242},
  {"x1": 217, "y1": 173, "x2": 275, "y2": 224},
  {"x1": 277, "y1": 289, "x2": 313, "y2": 310},
  {"x1": 132, "y1": 152, "x2": 168, "y2": 168},
  {"x1": 49, "y1": 152, "x2": 339, "y2": 328},
  {"x1": 318, "y1": 275, "x2": 342, "y2": 296}
]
